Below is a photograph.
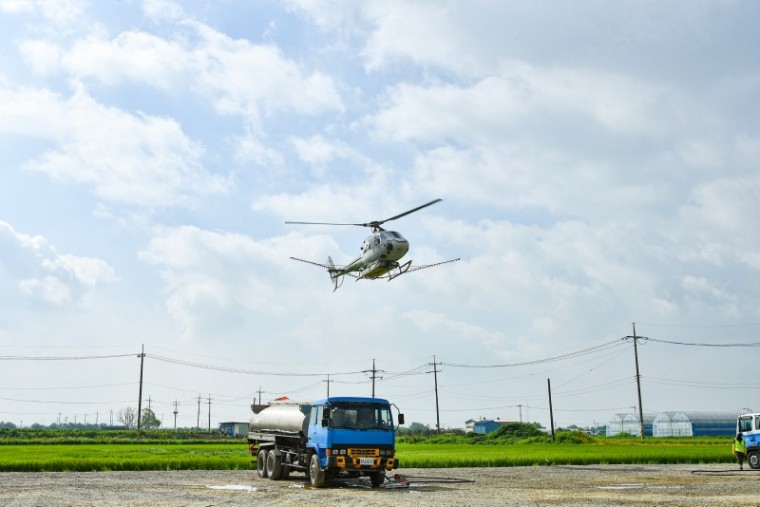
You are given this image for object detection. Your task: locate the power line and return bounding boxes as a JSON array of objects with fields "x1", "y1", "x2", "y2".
[
  {"x1": 647, "y1": 337, "x2": 760, "y2": 347},
  {"x1": 146, "y1": 353, "x2": 366, "y2": 377},
  {"x1": 444, "y1": 339, "x2": 625, "y2": 368},
  {"x1": 0, "y1": 353, "x2": 135, "y2": 361}
]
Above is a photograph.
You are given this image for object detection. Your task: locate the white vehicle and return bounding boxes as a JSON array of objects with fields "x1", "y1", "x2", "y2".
[{"x1": 737, "y1": 413, "x2": 760, "y2": 469}]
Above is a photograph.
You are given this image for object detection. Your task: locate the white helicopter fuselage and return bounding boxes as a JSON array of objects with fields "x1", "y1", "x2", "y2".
[{"x1": 345, "y1": 230, "x2": 410, "y2": 279}]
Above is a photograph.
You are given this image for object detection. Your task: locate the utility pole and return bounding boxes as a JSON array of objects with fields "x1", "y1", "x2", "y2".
[
  {"x1": 137, "y1": 344, "x2": 145, "y2": 435},
  {"x1": 207, "y1": 395, "x2": 212, "y2": 432},
  {"x1": 428, "y1": 356, "x2": 442, "y2": 434},
  {"x1": 624, "y1": 323, "x2": 646, "y2": 441},
  {"x1": 197, "y1": 394, "x2": 201, "y2": 429},
  {"x1": 257, "y1": 387, "x2": 263, "y2": 405},
  {"x1": 547, "y1": 378, "x2": 555, "y2": 442},
  {"x1": 364, "y1": 359, "x2": 384, "y2": 398},
  {"x1": 173, "y1": 400, "x2": 179, "y2": 430},
  {"x1": 324, "y1": 375, "x2": 332, "y2": 397},
  {"x1": 517, "y1": 404, "x2": 523, "y2": 423}
]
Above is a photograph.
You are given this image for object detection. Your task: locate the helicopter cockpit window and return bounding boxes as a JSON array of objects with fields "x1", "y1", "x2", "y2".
[
  {"x1": 372, "y1": 236, "x2": 381, "y2": 246},
  {"x1": 387, "y1": 231, "x2": 402, "y2": 239}
]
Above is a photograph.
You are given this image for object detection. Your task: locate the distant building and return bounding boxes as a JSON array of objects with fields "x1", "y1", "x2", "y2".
[
  {"x1": 623, "y1": 413, "x2": 655, "y2": 437},
  {"x1": 605, "y1": 414, "x2": 626, "y2": 436},
  {"x1": 605, "y1": 413, "x2": 654, "y2": 437},
  {"x1": 472, "y1": 418, "x2": 511, "y2": 434},
  {"x1": 219, "y1": 422, "x2": 249, "y2": 437},
  {"x1": 652, "y1": 411, "x2": 737, "y2": 437},
  {"x1": 607, "y1": 411, "x2": 739, "y2": 437}
]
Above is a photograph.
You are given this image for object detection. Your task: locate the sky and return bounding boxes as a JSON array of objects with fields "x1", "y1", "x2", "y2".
[{"x1": 1, "y1": 0, "x2": 760, "y2": 432}]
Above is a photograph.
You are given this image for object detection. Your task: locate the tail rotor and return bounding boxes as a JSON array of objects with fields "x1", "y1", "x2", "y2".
[{"x1": 327, "y1": 256, "x2": 343, "y2": 291}]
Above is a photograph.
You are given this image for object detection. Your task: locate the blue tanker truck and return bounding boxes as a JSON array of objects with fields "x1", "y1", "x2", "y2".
[{"x1": 247, "y1": 396, "x2": 404, "y2": 487}]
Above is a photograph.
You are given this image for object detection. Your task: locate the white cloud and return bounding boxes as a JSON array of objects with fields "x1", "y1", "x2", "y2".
[
  {"x1": 370, "y1": 64, "x2": 667, "y2": 145},
  {"x1": 190, "y1": 22, "x2": 344, "y2": 123},
  {"x1": 0, "y1": 84, "x2": 229, "y2": 207},
  {"x1": 58, "y1": 31, "x2": 191, "y2": 91},
  {"x1": 0, "y1": 0, "x2": 87, "y2": 24},
  {"x1": 0, "y1": 220, "x2": 116, "y2": 306},
  {"x1": 138, "y1": 226, "x2": 303, "y2": 333}
]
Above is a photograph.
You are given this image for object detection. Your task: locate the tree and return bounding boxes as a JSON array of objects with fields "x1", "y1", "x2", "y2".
[
  {"x1": 399, "y1": 421, "x2": 432, "y2": 436},
  {"x1": 141, "y1": 408, "x2": 161, "y2": 429},
  {"x1": 118, "y1": 407, "x2": 137, "y2": 429}
]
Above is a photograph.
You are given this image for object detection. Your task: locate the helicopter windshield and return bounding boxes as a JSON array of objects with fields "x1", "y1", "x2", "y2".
[
  {"x1": 380, "y1": 231, "x2": 403, "y2": 241},
  {"x1": 329, "y1": 401, "x2": 393, "y2": 431}
]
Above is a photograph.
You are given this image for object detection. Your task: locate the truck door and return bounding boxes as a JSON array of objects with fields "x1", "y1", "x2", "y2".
[{"x1": 308, "y1": 404, "x2": 328, "y2": 455}]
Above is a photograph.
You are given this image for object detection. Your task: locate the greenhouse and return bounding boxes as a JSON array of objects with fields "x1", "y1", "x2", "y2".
[
  {"x1": 606, "y1": 413, "x2": 654, "y2": 437},
  {"x1": 605, "y1": 414, "x2": 626, "y2": 436},
  {"x1": 652, "y1": 411, "x2": 738, "y2": 437},
  {"x1": 622, "y1": 413, "x2": 655, "y2": 437}
]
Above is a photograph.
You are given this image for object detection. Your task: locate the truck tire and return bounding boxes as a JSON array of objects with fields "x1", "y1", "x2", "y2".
[
  {"x1": 309, "y1": 453, "x2": 326, "y2": 488},
  {"x1": 370, "y1": 471, "x2": 386, "y2": 488},
  {"x1": 749, "y1": 451, "x2": 760, "y2": 470},
  {"x1": 256, "y1": 449, "x2": 268, "y2": 478},
  {"x1": 266, "y1": 450, "x2": 282, "y2": 480}
]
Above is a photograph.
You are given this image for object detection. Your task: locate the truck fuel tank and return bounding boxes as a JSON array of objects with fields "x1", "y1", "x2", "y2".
[{"x1": 250, "y1": 402, "x2": 311, "y2": 436}]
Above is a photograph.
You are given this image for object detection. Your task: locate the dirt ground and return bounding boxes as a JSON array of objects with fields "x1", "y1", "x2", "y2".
[{"x1": 0, "y1": 464, "x2": 758, "y2": 506}]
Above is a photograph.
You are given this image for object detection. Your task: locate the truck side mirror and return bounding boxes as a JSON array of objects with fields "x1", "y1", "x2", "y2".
[{"x1": 398, "y1": 413, "x2": 405, "y2": 425}]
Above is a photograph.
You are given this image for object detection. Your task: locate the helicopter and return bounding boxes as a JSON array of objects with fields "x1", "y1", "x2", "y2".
[{"x1": 287, "y1": 198, "x2": 460, "y2": 291}]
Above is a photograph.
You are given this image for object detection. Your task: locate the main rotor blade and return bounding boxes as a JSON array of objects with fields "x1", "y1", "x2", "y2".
[
  {"x1": 285, "y1": 198, "x2": 443, "y2": 229},
  {"x1": 375, "y1": 198, "x2": 442, "y2": 225},
  {"x1": 285, "y1": 221, "x2": 364, "y2": 226}
]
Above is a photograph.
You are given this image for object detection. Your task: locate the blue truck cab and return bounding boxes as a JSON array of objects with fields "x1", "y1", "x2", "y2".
[
  {"x1": 306, "y1": 396, "x2": 402, "y2": 487},
  {"x1": 738, "y1": 413, "x2": 760, "y2": 469}
]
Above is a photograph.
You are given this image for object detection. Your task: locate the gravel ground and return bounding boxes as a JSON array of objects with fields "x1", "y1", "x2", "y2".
[{"x1": 0, "y1": 465, "x2": 757, "y2": 506}]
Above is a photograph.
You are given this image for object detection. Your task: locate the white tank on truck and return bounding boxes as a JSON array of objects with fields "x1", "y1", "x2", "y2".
[
  {"x1": 249, "y1": 402, "x2": 310, "y2": 436},
  {"x1": 247, "y1": 396, "x2": 404, "y2": 488}
]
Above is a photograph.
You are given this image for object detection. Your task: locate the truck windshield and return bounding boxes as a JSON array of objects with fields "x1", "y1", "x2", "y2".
[{"x1": 328, "y1": 402, "x2": 393, "y2": 430}]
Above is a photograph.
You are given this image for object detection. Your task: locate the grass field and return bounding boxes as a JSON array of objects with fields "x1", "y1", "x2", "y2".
[
  {"x1": 397, "y1": 440, "x2": 732, "y2": 468},
  {"x1": 0, "y1": 442, "x2": 252, "y2": 472},
  {"x1": 0, "y1": 438, "x2": 735, "y2": 472}
]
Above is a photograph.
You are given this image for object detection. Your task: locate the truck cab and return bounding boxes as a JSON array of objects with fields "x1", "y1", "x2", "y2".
[
  {"x1": 307, "y1": 397, "x2": 400, "y2": 487},
  {"x1": 737, "y1": 413, "x2": 760, "y2": 469}
]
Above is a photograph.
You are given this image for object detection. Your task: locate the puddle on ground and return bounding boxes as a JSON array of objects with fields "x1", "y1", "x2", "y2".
[
  {"x1": 595, "y1": 483, "x2": 686, "y2": 491},
  {"x1": 206, "y1": 485, "x2": 257, "y2": 492}
]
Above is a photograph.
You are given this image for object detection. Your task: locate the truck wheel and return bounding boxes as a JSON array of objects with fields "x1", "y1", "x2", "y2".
[
  {"x1": 370, "y1": 471, "x2": 386, "y2": 488},
  {"x1": 256, "y1": 449, "x2": 268, "y2": 478},
  {"x1": 266, "y1": 451, "x2": 282, "y2": 480},
  {"x1": 749, "y1": 451, "x2": 760, "y2": 470},
  {"x1": 309, "y1": 453, "x2": 326, "y2": 488}
]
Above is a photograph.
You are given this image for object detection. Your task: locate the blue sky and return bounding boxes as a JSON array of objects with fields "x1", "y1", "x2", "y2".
[{"x1": 1, "y1": 0, "x2": 759, "y2": 430}]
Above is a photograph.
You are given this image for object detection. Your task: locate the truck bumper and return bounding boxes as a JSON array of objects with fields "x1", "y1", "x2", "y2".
[{"x1": 328, "y1": 455, "x2": 396, "y2": 471}]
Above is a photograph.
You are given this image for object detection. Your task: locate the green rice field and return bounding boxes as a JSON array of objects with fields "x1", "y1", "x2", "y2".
[{"x1": 0, "y1": 438, "x2": 734, "y2": 472}]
